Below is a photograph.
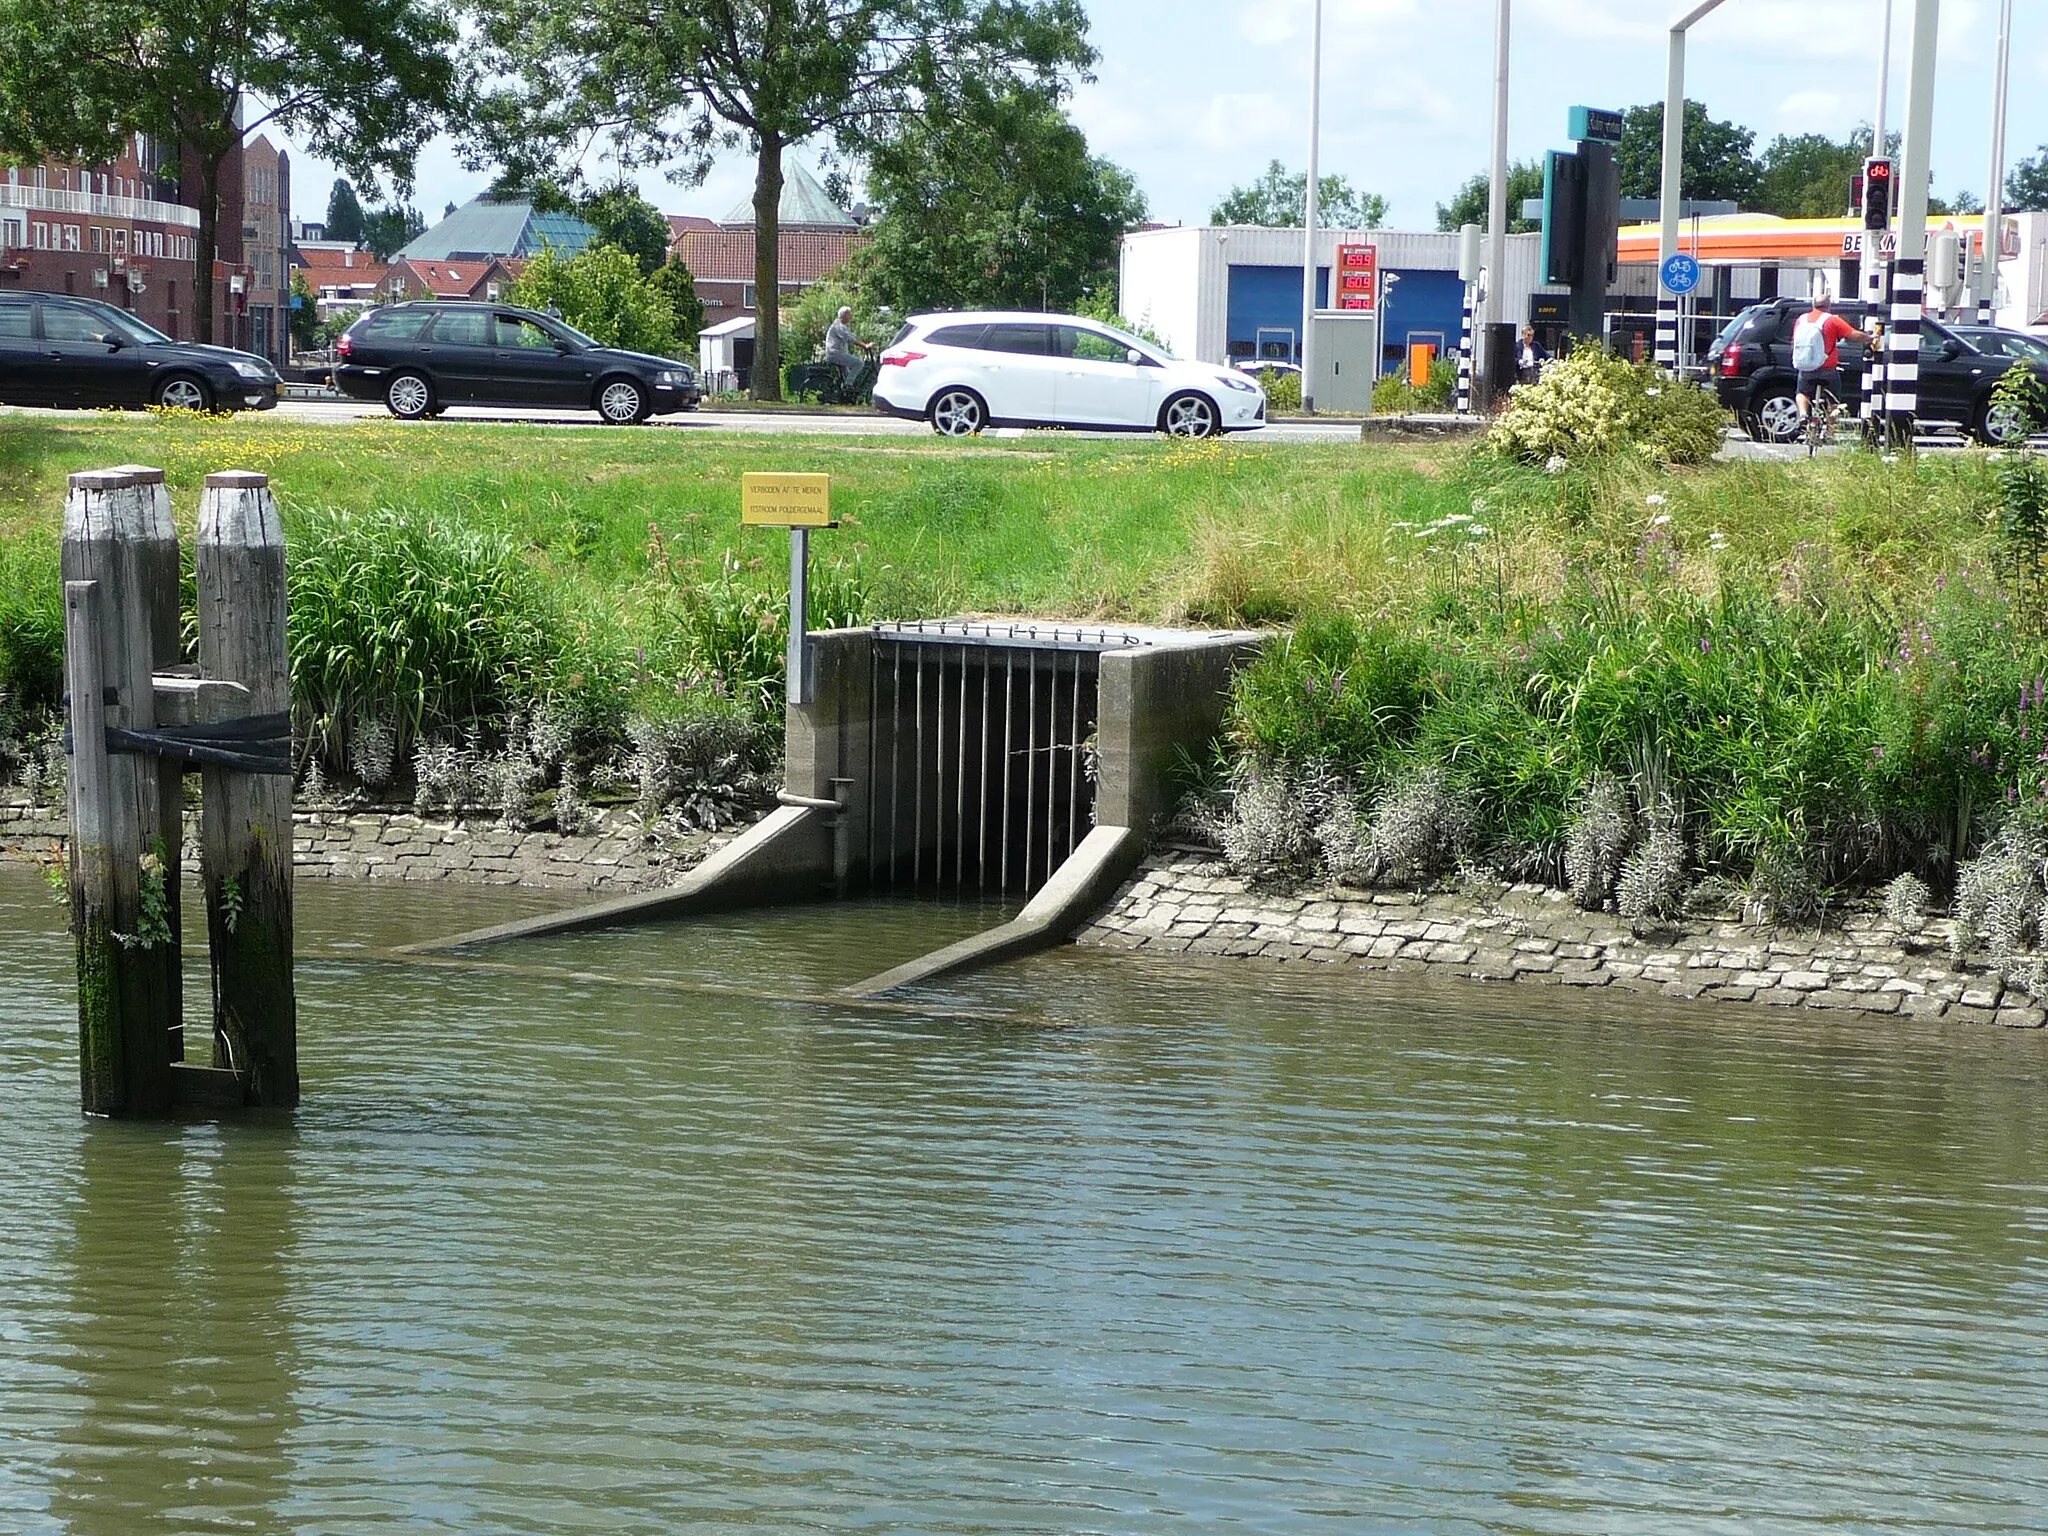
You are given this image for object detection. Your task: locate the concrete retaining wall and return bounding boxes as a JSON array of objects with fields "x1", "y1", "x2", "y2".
[{"x1": 1078, "y1": 852, "x2": 2048, "y2": 1031}]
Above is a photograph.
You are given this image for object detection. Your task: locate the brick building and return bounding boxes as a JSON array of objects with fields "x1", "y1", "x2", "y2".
[
  {"x1": 668, "y1": 161, "x2": 866, "y2": 327},
  {"x1": 0, "y1": 136, "x2": 202, "y2": 338},
  {"x1": 235, "y1": 134, "x2": 292, "y2": 365}
]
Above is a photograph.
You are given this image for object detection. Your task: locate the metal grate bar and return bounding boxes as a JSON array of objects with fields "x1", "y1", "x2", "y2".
[{"x1": 978, "y1": 650, "x2": 992, "y2": 892}]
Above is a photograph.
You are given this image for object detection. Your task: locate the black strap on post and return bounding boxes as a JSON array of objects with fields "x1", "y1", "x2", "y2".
[{"x1": 74, "y1": 710, "x2": 294, "y2": 776}]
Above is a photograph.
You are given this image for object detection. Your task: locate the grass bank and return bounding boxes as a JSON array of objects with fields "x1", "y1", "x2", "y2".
[{"x1": 1, "y1": 410, "x2": 2040, "y2": 937}]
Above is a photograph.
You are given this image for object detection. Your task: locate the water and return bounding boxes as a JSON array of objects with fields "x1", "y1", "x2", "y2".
[{"x1": 3, "y1": 863, "x2": 2047, "y2": 1534}]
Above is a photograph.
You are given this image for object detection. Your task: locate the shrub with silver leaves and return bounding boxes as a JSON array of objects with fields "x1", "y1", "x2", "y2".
[
  {"x1": 1563, "y1": 773, "x2": 1634, "y2": 910},
  {"x1": 1882, "y1": 872, "x2": 1932, "y2": 934},
  {"x1": 1218, "y1": 763, "x2": 1329, "y2": 884},
  {"x1": 1357, "y1": 763, "x2": 1474, "y2": 887},
  {"x1": 1616, "y1": 794, "x2": 1688, "y2": 923},
  {"x1": 349, "y1": 711, "x2": 399, "y2": 791},
  {"x1": 1951, "y1": 812, "x2": 2048, "y2": 990}
]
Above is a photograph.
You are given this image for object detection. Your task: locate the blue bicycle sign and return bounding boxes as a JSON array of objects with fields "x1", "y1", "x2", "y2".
[{"x1": 1661, "y1": 253, "x2": 1702, "y2": 295}]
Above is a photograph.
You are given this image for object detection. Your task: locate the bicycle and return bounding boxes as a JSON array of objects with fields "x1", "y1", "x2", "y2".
[{"x1": 1804, "y1": 381, "x2": 1845, "y2": 457}]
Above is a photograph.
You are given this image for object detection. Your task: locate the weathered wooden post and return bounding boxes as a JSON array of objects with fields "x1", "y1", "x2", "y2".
[
  {"x1": 62, "y1": 469, "x2": 177, "y2": 1116},
  {"x1": 196, "y1": 471, "x2": 298, "y2": 1107}
]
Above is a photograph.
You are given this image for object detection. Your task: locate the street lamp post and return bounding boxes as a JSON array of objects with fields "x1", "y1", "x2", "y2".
[
  {"x1": 1299, "y1": 0, "x2": 1325, "y2": 412},
  {"x1": 1980, "y1": 0, "x2": 2014, "y2": 324},
  {"x1": 1656, "y1": 0, "x2": 1733, "y2": 371},
  {"x1": 1481, "y1": 0, "x2": 1510, "y2": 408}
]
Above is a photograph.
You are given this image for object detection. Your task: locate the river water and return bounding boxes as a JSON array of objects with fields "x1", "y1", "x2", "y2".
[{"x1": 2, "y1": 863, "x2": 2046, "y2": 1534}]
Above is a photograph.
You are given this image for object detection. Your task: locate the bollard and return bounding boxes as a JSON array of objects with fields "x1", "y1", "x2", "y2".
[
  {"x1": 62, "y1": 470, "x2": 177, "y2": 1116},
  {"x1": 196, "y1": 471, "x2": 299, "y2": 1107}
]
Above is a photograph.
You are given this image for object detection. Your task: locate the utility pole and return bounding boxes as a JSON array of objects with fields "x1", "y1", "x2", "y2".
[
  {"x1": 1980, "y1": 0, "x2": 2013, "y2": 324},
  {"x1": 1886, "y1": 0, "x2": 1940, "y2": 447},
  {"x1": 1657, "y1": 1, "x2": 1731, "y2": 371},
  {"x1": 1299, "y1": 0, "x2": 1325, "y2": 412},
  {"x1": 1481, "y1": 0, "x2": 1510, "y2": 408}
]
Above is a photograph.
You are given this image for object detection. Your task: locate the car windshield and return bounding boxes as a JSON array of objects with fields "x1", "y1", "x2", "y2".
[
  {"x1": 98, "y1": 308, "x2": 172, "y2": 345},
  {"x1": 1970, "y1": 329, "x2": 2048, "y2": 364},
  {"x1": 549, "y1": 317, "x2": 601, "y2": 348}
]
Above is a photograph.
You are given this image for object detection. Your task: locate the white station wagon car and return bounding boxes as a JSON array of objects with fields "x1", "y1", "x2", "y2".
[{"x1": 872, "y1": 311, "x2": 1267, "y2": 437}]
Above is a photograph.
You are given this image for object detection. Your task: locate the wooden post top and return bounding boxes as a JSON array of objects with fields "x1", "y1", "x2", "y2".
[
  {"x1": 67, "y1": 465, "x2": 165, "y2": 491},
  {"x1": 203, "y1": 470, "x2": 270, "y2": 490},
  {"x1": 197, "y1": 472, "x2": 283, "y2": 548}
]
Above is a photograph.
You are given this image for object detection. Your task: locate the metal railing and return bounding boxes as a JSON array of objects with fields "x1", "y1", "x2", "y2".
[{"x1": 0, "y1": 183, "x2": 200, "y2": 229}]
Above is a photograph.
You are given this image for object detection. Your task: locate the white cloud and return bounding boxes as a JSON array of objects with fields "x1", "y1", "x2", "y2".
[{"x1": 1775, "y1": 90, "x2": 1852, "y2": 134}]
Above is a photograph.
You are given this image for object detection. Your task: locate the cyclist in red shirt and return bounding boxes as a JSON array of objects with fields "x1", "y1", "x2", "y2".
[{"x1": 1792, "y1": 293, "x2": 1872, "y2": 425}]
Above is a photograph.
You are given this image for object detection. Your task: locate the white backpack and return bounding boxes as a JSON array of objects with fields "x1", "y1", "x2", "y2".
[{"x1": 1791, "y1": 314, "x2": 1831, "y2": 372}]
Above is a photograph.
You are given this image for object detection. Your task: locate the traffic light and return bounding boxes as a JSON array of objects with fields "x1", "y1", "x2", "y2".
[{"x1": 1864, "y1": 158, "x2": 1895, "y2": 231}]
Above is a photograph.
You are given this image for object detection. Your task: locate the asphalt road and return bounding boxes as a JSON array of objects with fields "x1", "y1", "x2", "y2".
[{"x1": 262, "y1": 395, "x2": 1370, "y2": 442}]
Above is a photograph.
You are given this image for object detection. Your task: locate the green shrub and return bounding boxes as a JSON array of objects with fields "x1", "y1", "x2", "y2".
[
  {"x1": 288, "y1": 505, "x2": 570, "y2": 775},
  {"x1": 0, "y1": 534, "x2": 62, "y2": 715},
  {"x1": 1489, "y1": 349, "x2": 1726, "y2": 466},
  {"x1": 1372, "y1": 356, "x2": 1459, "y2": 415},
  {"x1": 1255, "y1": 366, "x2": 1302, "y2": 413},
  {"x1": 509, "y1": 243, "x2": 679, "y2": 357}
]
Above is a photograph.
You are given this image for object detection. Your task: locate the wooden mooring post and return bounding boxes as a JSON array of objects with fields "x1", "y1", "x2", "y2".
[
  {"x1": 196, "y1": 472, "x2": 298, "y2": 1107},
  {"x1": 59, "y1": 466, "x2": 298, "y2": 1116}
]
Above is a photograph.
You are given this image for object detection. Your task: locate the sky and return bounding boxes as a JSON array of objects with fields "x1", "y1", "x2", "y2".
[{"x1": 278, "y1": 0, "x2": 2048, "y2": 234}]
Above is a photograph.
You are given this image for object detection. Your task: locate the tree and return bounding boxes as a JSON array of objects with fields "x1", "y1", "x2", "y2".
[
  {"x1": 852, "y1": 84, "x2": 1146, "y2": 315},
  {"x1": 1616, "y1": 100, "x2": 1759, "y2": 204},
  {"x1": 575, "y1": 183, "x2": 673, "y2": 276},
  {"x1": 288, "y1": 267, "x2": 320, "y2": 351},
  {"x1": 1210, "y1": 160, "x2": 1385, "y2": 228},
  {"x1": 325, "y1": 178, "x2": 365, "y2": 244},
  {"x1": 648, "y1": 256, "x2": 705, "y2": 349},
  {"x1": 1754, "y1": 128, "x2": 1896, "y2": 219},
  {"x1": 509, "y1": 243, "x2": 679, "y2": 356},
  {"x1": 0, "y1": 0, "x2": 458, "y2": 344},
  {"x1": 2007, "y1": 148, "x2": 2048, "y2": 212},
  {"x1": 1932, "y1": 189, "x2": 1984, "y2": 217},
  {"x1": 1435, "y1": 160, "x2": 1543, "y2": 234},
  {"x1": 465, "y1": 0, "x2": 1095, "y2": 401},
  {"x1": 361, "y1": 205, "x2": 425, "y2": 262}
]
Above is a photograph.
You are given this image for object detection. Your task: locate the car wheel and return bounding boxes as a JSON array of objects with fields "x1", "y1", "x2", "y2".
[
  {"x1": 1977, "y1": 395, "x2": 2034, "y2": 447},
  {"x1": 1161, "y1": 392, "x2": 1219, "y2": 438},
  {"x1": 153, "y1": 373, "x2": 211, "y2": 412},
  {"x1": 386, "y1": 371, "x2": 434, "y2": 421},
  {"x1": 1752, "y1": 390, "x2": 1802, "y2": 444},
  {"x1": 597, "y1": 378, "x2": 649, "y2": 424},
  {"x1": 929, "y1": 387, "x2": 986, "y2": 437}
]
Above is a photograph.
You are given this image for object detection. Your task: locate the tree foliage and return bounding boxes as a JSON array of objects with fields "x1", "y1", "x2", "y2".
[
  {"x1": 289, "y1": 268, "x2": 320, "y2": 351},
  {"x1": 465, "y1": 0, "x2": 1094, "y2": 401},
  {"x1": 0, "y1": 0, "x2": 457, "y2": 343},
  {"x1": 2008, "y1": 147, "x2": 2048, "y2": 213},
  {"x1": 852, "y1": 84, "x2": 1144, "y2": 315},
  {"x1": 1616, "y1": 100, "x2": 1759, "y2": 204},
  {"x1": 362, "y1": 205, "x2": 425, "y2": 261},
  {"x1": 573, "y1": 183, "x2": 673, "y2": 276},
  {"x1": 648, "y1": 256, "x2": 705, "y2": 348},
  {"x1": 1211, "y1": 161, "x2": 1385, "y2": 229},
  {"x1": 1435, "y1": 160, "x2": 1543, "y2": 234},
  {"x1": 325, "y1": 178, "x2": 366, "y2": 244},
  {"x1": 509, "y1": 243, "x2": 680, "y2": 357}
]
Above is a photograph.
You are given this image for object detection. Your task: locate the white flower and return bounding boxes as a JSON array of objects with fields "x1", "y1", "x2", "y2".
[
  {"x1": 1882, "y1": 454, "x2": 1900, "y2": 465},
  {"x1": 1469, "y1": 525, "x2": 1491, "y2": 538},
  {"x1": 1545, "y1": 454, "x2": 1568, "y2": 474},
  {"x1": 1646, "y1": 387, "x2": 1663, "y2": 398},
  {"x1": 1650, "y1": 514, "x2": 1671, "y2": 527},
  {"x1": 1708, "y1": 530, "x2": 1728, "y2": 550},
  {"x1": 1645, "y1": 493, "x2": 1667, "y2": 507}
]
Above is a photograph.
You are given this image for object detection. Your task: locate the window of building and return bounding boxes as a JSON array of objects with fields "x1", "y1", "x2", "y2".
[
  {"x1": 485, "y1": 282, "x2": 500, "y2": 302},
  {"x1": 34, "y1": 167, "x2": 47, "y2": 189},
  {"x1": 32, "y1": 222, "x2": 48, "y2": 249},
  {"x1": 91, "y1": 226, "x2": 103, "y2": 254},
  {"x1": 62, "y1": 224, "x2": 79, "y2": 251},
  {"x1": 113, "y1": 228, "x2": 127, "y2": 254},
  {"x1": 1, "y1": 217, "x2": 21, "y2": 250},
  {"x1": 743, "y1": 283, "x2": 757, "y2": 308}
]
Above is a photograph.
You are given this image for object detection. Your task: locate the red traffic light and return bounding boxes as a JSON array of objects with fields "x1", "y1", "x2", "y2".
[{"x1": 1867, "y1": 159, "x2": 1894, "y2": 181}]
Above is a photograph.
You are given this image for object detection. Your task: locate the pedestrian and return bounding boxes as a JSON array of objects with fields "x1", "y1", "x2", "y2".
[
  {"x1": 824, "y1": 306, "x2": 870, "y2": 387},
  {"x1": 1516, "y1": 327, "x2": 1550, "y2": 386}
]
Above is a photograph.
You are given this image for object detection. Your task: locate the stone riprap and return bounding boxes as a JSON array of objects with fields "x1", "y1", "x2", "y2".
[
  {"x1": 1077, "y1": 852, "x2": 2048, "y2": 1031},
  {"x1": 2, "y1": 794, "x2": 720, "y2": 893}
]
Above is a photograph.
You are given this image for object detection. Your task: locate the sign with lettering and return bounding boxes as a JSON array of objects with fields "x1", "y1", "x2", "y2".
[
  {"x1": 1569, "y1": 105, "x2": 1625, "y2": 145},
  {"x1": 1842, "y1": 231, "x2": 1899, "y2": 256},
  {"x1": 741, "y1": 472, "x2": 835, "y2": 527},
  {"x1": 1335, "y1": 243, "x2": 1377, "y2": 312}
]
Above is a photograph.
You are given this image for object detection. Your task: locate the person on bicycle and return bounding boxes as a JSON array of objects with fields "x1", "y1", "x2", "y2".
[
  {"x1": 824, "y1": 307, "x2": 872, "y2": 388},
  {"x1": 1792, "y1": 293, "x2": 1871, "y2": 425}
]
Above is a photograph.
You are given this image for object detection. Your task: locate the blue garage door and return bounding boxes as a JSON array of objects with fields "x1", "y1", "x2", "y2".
[
  {"x1": 1380, "y1": 269, "x2": 1461, "y2": 369},
  {"x1": 1226, "y1": 265, "x2": 1328, "y2": 363}
]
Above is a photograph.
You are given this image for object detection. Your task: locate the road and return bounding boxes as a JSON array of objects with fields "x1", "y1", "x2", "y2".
[{"x1": 261, "y1": 395, "x2": 1369, "y2": 443}]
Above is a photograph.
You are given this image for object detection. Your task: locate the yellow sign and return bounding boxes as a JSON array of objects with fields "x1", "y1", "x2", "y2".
[{"x1": 741, "y1": 472, "x2": 835, "y2": 527}]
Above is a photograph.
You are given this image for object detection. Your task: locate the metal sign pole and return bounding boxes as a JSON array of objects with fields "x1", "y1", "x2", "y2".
[{"x1": 788, "y1": 526, "x2": 810, "y2": 707}]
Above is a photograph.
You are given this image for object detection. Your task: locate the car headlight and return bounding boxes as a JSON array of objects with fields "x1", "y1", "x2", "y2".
[
  {"x1": 231, "y1": 359, "x2": 271, "y2": 380},
  {"x1": 1218, "y1": 372, "x2": 1259, "y2": 393},
  {"x1": 657, "y1": 368, "x2": 691, "y2": 386}
]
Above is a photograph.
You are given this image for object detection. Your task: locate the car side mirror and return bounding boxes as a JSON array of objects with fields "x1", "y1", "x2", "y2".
[
  {"x1": 103, "y1": 335, "x2": 123, "y2": 351},
  {"x1": 555, "y1": 339, "x2": 576, "y2": 354},
  {"x1": 1126, "y1": 348, "x2": 1143, "y2": 365}
]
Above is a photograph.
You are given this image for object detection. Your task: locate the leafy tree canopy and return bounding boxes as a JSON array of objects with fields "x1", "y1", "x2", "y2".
[
  {"x1": 325, "y1": 178, "x2": 366, "y2": 244},
  {"x1": 1435, "y1": 160, "x2": 1543, "y2": 234},
  {"x1": 0, "y1": 0, "x2": 458, "y2": 342},
  {"x1": 648, "y1": 256, "x2": 705, "y2": 348},
  {"x1": 851, "y1": 83, "x2": 1145, "y2": 315},
  {"x1": 1752, "y1": 127, "x2": 1896, "y2": 219},
  {"x1": 362, "y1": 205, "x2": 425, "y2": 262},
  {"x1": 2008, "y1": 147, "x2": 2048, "y2": 212},
  {"x1": 531, "y1": 180, "x2": 673, "y2": 275},
  {"x1": 465, "y1": 0, "x2": 1095, "y2": 400},
  {"x1": 509, "y1": 243, "x2": 679, "y2": 356},
  {"x1": 1616, "y1": 100, "x2": 1759, "y2": 204},
  {"x1": 1211, "y1": 160, "x2": 1385, "y2": 228},
  {"x1": 289, "y1": 267, "x2": 320, "y2": 350}
]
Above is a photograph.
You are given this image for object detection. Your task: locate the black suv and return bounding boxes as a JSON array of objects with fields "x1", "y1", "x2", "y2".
[
  {"x1": 333, "y1": 301, "x2": 700, "y2": 423},
  {"x1": 0, "y1": 292, "x2": 279, "y2": 412},
  {"x1": 1709, "y1": 296, "x2": 2048, "y2": 445}
]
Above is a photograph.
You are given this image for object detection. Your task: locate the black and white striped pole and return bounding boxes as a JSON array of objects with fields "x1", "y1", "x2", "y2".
[
  {"x1": 1887, "y1": 0, "x2": 1940, "y2": 450},
  {"x1": 1456, "y1": 223, "x2": 1480, "y2": 415}
]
